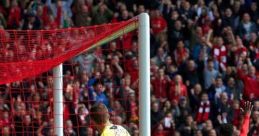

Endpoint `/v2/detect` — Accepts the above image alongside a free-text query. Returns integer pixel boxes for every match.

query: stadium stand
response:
[0,0,259,136]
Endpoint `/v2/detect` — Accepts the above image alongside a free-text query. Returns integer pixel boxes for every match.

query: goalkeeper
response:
[90,103,131,136]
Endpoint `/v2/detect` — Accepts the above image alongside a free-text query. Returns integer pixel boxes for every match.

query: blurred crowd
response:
[0,0,258,136]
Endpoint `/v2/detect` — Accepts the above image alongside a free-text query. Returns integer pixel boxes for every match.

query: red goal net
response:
[0,18,138,85]
[0,18,140,135]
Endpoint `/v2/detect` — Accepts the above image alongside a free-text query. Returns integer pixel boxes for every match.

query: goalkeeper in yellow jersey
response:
[90,103,131,136]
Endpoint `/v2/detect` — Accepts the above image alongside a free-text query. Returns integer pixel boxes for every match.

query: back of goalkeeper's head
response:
[219,124,233,136]
[90,103,110,125]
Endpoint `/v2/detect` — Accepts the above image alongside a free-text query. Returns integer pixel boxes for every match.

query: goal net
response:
[0,14,150,136]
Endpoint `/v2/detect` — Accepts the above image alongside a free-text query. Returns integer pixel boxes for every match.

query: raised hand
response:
[241,101,253,116]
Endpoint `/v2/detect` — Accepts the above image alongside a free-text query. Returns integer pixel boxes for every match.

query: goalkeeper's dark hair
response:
[219,123,233,136]
[90,103,109,125]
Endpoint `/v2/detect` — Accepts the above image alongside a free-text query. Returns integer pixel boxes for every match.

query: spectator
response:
[0,0,258,136]
[179,115,196,136]
[76,105,89,135]
[248,33,259,62]
[174,40,189,66]
[151,101,164,130]
[237,63,259,99]
[208,129,217,136]
[92,2,113,25]
[168,20,184,52]
[207,76,226,104]
[89,80,109,108]
[192,36,210,61]
[22,11,41,30]
[150,9,167,42]
[111,101,126,123]
[136,4,146,15]
[222,8,235,30]
[196,92,210,124]
[162,112,175,132]
[74,52,96,74]
[23,115,36,136]
[249,2,259,22]
[237,13,257,41]
[204,59,219,90]
[181,59,200,87]
[7,0,21,29]
[214,92,232,126]
[115,74,134,108]
[202,120,214,136]
[162,100,172,114]
[1,126,11,135]
[189,84,202,112]
[152,47,168,67]
[230,100,241,127]
[178,96,192,122]
[153,123,168,136]
[249,110,259,136]
[73,0,91,27]
[254,100,259,111]
[64,120,77,136]
[171,99,181,121]
[225,77,240,100]
[151,68,169,102]
[162,56,174,75]
[126,92,138,122]
[169,75,187,104]
[211,36,227,70]
[194,130,203,136]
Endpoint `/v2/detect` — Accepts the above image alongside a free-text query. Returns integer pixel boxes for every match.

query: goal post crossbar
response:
[54,13,150,136]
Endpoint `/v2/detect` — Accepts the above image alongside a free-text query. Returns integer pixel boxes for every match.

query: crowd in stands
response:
[0,0,258,136]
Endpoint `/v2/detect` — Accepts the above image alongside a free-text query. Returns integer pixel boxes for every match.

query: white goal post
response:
[138,13,151,136]
[53,13,150,136]
[53,64,64,136]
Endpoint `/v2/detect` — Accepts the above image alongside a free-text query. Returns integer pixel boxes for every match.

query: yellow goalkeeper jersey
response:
[101,124,131,136]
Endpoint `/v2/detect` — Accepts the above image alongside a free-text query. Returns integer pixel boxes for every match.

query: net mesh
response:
[0,18,138,85]
[0,17,140,136]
